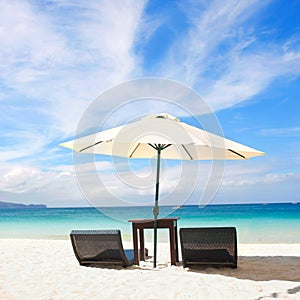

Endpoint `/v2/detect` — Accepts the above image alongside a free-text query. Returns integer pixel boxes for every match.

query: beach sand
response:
[0,239,299,300]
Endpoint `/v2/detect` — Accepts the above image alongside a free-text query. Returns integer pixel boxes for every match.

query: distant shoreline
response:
[45,201,299,209]
[0,201,47,209]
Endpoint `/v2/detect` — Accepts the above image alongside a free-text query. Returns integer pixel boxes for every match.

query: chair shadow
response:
[79,263,129,270]
[184,256,300,282]
[81,253,153,270]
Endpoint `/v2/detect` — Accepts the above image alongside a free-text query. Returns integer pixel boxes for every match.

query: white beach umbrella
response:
[60,113,264,267]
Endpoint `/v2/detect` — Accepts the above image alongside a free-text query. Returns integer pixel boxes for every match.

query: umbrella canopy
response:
[60,113,264,267]
[61,113,264,160]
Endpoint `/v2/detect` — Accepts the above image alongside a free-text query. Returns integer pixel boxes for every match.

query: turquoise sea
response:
[0,203,299,243]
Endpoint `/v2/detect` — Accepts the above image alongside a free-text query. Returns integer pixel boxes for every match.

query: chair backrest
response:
[180,227,237,267]
[70,230,129,265]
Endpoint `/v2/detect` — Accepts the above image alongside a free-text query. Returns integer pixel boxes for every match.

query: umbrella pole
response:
[153,148,161,268]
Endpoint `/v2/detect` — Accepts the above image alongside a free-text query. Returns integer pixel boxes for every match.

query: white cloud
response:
[220,162,300,187]
[1,155,299,207]
[0,162,85,206]
[0,163,72,194]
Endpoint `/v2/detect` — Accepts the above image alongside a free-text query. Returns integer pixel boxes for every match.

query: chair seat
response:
[70,230,134,267]
[180,227,237,268]
[185,249,233,263]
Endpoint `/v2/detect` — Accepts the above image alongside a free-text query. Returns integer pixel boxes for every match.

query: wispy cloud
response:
[157,0,300,110]
[0,0,148,166]
[260,127,300,137]
[0,0,147,135]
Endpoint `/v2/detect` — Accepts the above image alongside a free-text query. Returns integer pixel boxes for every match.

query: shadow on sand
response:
[185,255,300,282]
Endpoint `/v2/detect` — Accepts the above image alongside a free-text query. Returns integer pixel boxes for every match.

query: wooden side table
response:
[128,218,179,265]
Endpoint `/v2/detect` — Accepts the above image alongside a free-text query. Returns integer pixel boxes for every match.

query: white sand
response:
[0,239,299,300]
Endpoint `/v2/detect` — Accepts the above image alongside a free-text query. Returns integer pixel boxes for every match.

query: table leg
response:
[174,221,179,262]
[132,224,139,265]
[139,228,145,261]
[169,226,176,265]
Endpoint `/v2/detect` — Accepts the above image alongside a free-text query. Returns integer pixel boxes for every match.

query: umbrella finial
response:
[156,113,180,121]
[142,113,180,122]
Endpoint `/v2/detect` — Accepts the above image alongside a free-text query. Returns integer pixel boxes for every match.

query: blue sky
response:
[0,0,299,207]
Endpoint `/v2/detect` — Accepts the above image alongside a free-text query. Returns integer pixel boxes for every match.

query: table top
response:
[128,217,179,223]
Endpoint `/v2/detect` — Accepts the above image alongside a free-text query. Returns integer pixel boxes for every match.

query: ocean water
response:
[0,203,299,243]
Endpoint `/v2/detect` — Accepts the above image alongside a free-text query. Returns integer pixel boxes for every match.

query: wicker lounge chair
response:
[180,227,237,268]
[70,230,135,267]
